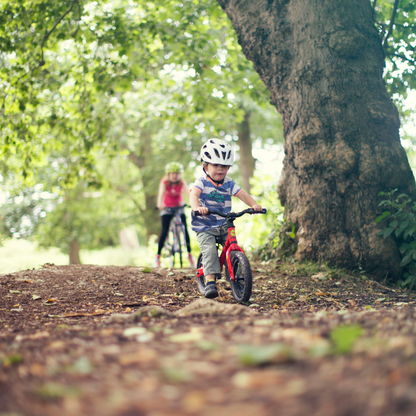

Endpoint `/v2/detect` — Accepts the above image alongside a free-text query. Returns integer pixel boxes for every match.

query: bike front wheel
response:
[176,224,184,268]
[229,251,252,303]
[196,253,206,295]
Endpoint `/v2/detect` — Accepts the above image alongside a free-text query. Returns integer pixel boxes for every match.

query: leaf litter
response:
[1,262,416,415]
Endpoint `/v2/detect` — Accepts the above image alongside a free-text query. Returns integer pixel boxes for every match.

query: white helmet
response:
[200,139,234,165]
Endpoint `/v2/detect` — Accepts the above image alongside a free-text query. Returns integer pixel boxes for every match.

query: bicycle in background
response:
[162,205,189,268]
[194,207,267,303]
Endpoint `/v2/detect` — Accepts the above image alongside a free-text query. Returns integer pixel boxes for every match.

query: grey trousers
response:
[196,225,228,276]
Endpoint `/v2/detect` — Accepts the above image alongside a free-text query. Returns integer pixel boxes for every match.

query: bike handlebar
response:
[155,205,188,212]
[192,208,267,218]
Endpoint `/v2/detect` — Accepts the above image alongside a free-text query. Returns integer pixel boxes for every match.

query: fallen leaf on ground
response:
[62,310,105,317]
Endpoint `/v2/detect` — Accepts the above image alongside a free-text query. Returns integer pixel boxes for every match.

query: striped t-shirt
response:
[191,176,242,232]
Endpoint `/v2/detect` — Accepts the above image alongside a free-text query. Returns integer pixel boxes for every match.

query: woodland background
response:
[2,3,416,414]
[0,0,415,275]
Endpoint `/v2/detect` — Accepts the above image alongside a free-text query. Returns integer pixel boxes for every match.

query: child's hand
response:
[197,207,209,216]
[252,204,262,211]
[157,204,165,211]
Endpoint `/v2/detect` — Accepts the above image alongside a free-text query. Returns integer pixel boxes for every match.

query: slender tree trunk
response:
[217,0,415,280]
[69,240,81,264]
[237,110,256,192]
[127,130,159,242]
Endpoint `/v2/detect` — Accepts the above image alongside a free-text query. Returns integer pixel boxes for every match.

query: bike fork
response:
[196,267,204,278]
[224,225,245,282]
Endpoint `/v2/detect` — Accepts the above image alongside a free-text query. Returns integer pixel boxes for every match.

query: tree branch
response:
[388,52,416,65]
[127,151,145,168]
[382,0,400,52]
[71,0,82,38]
[119,144,145,169]
[40,0,79,65]
[112,184,143,211]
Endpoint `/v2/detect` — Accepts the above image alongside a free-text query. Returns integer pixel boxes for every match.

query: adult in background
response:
[156,162,195,268]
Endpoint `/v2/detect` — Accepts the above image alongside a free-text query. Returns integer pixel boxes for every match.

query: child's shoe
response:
[188,253,195,268]
[204,281,218,299]
[155,255,161,268]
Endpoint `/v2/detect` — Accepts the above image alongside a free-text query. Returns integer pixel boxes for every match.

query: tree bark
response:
[237,110,256,192]
[217,0,416,280]
[126,130,159,242]
[69,240,81,264]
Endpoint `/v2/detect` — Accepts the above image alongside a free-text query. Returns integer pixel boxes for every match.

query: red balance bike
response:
[193,208,267,303]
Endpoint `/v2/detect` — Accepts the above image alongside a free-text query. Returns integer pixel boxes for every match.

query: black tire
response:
[179,224,190,267]
[167,227,175,267]
[229,251,252,303]
[170,247,175,267]
[176,225,183,268]
[196,253,206,295]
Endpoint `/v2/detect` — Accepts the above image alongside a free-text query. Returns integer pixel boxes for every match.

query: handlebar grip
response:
[248,208,267,214]
[192,210,206,216]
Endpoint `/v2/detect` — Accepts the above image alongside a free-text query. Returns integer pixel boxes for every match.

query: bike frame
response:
[196,216,245,282]
[169,211,180,250]
[164,206,187,266]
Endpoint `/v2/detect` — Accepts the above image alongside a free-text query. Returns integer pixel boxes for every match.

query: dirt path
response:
[1,262,416,416]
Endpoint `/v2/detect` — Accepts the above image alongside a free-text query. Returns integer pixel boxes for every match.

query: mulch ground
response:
[1,261,416,416]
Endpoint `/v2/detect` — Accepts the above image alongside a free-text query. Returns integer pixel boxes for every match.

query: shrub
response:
[257,214,296,261]
[376,189,416,289]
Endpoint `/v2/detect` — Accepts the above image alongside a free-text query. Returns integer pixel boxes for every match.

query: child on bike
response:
[156,162,195,268]
[190,139,262,299]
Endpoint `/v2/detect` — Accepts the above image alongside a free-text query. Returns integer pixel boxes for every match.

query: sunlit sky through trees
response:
[401,90,416,150]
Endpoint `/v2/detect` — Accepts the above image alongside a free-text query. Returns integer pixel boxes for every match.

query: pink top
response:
[163,179,184,207]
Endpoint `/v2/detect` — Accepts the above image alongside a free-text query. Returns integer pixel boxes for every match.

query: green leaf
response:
[395,228,403,237]
[330,325,362,354]
[400,220,409,229]
[400,253,412,266]
[36,383,80,399]
[382,227,395,239]
[238,343,292,366]
[375,211,391,223]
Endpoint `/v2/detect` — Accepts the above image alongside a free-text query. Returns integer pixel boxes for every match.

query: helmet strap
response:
[203,166,224,185]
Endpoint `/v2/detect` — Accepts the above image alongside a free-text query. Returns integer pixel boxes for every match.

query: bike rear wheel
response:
[170,247,175,267]
[166,225,175,267]
[229,251,252,303]
[196,253,206,295]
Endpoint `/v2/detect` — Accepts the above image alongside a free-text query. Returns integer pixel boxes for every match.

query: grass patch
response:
[0,238,157,274]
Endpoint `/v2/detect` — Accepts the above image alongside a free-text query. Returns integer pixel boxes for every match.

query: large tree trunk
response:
[237,110,256,192]
[217,0,416,280]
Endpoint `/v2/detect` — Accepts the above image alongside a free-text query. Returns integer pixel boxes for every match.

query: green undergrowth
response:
[376,189,416,290]
[270,258,366,282]
[278,260,352,280]
[257,257,403,294]
[253,190,416,291]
